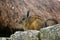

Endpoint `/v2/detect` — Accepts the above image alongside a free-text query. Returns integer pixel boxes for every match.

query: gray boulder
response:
[10,30,39,40]
[40,24,60,40]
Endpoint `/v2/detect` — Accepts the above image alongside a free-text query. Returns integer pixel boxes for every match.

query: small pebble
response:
[12,7,14,9]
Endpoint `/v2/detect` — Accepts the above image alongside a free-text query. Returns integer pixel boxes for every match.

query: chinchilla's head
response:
[19,10,30,30]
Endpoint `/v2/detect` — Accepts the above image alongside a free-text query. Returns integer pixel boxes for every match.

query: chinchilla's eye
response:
[22,17,25,20]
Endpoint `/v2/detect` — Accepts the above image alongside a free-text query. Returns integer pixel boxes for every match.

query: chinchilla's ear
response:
[26,10,30,18]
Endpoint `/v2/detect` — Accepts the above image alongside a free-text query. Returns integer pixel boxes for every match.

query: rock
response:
[40,24,60,40]
[10,30,39,40]
[0,37,12,40]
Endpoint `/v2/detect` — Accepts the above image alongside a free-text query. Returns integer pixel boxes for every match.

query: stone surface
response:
[10,30,39,40]
[40,24,60,40]
[0,38,10,40]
